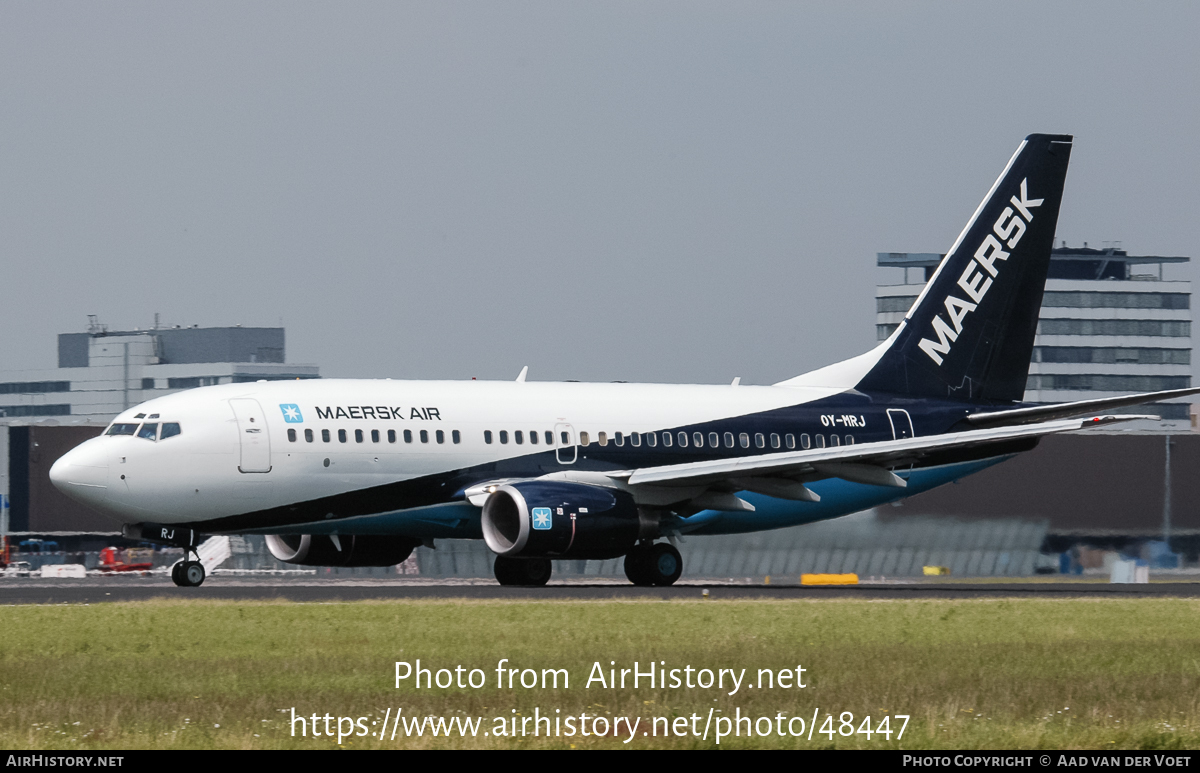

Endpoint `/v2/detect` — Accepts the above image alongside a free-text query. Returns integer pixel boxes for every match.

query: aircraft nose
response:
[50,440,109,504]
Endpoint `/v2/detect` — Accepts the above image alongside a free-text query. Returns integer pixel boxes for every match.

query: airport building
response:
[0,319,319,534]
[0,317,318,420]
[876,244,1193,421]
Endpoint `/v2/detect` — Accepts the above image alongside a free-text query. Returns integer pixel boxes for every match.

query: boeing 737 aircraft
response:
[50,133,1198,587]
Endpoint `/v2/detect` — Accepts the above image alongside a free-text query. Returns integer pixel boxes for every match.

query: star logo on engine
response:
[531,507,552,530]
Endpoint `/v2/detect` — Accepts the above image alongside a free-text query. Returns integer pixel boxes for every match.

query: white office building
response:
[876,245,1192,421]
[0,319,319,420]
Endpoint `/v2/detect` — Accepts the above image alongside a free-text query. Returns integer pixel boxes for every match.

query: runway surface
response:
[4,576,1200,604]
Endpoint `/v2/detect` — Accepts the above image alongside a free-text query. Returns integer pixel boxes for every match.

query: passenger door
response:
[886,409,915,440]
[229,398,272,473]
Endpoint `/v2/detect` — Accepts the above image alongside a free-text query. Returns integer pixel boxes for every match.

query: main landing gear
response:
[493,556,552,586]
[490,543,683,588]
[171,554,206,587]
[624,541,683,587]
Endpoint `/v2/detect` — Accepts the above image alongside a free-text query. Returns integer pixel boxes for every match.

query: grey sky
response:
[2,2,1197,385]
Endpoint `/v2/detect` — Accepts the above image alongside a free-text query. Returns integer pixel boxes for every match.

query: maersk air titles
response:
[50,134,1198,587]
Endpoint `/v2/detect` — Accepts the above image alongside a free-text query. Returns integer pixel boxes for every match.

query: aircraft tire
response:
[171,561,185,587]
[623,546,652,586]
[182,561,206,587]
[646,543,683,586]
[493,556,552,586]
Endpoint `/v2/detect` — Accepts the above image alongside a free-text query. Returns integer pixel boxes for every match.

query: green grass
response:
[2,597,1200,749]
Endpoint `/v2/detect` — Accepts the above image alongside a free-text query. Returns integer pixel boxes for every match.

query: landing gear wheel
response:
[623,544,653,586]
[493,556,552,586]
[183,561,206,587]
[172,560,205,587]
[646,543,682,586]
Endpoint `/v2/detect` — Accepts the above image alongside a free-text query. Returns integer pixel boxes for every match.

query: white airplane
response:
[50,134,1198,588]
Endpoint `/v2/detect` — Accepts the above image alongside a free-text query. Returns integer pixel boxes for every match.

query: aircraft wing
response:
[965,386,1200,428]
[616,415,1144,495]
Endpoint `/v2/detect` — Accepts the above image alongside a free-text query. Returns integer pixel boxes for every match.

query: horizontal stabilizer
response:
[966,386,1200,428]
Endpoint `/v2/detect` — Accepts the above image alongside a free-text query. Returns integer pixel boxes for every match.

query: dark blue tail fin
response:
[856,133,1073,402]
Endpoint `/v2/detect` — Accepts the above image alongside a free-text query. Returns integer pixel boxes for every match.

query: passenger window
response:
[305,428,314,443]
[322,429,331,443]
[106,423,139,436]
[662,432,672,447]
[614,432,623,447]
[816,434,825,448]
[137,423,158,441]
[645,432,656,447]
[453,430,461,444]
[579,432,589,446]
[338,429,347,443]
[371,429,380,443]
[770,433,780,449]
[755,433,765,449]
[529,431,538,445]
[355,429,364,443]
[692,432,703,447]
[598,432,608,446]
[500,430,508,444]
[404,430,413,443]
[388,429,396,443]
[515,430,524,445]
[831,435,841,447]
[161,423,182,440]
[287,428,297,442]
[560,431,569,445]
[484,430,493,444]
[785,433,795,449]
[845,435,854,445]
[800,433,810,449]
[436,430,445,444]
[421,430,430,443]
[545,431,553,445]
[631,432,641,447]
[677,432,688,448]
[739,432,749,448]
[724,432,734,448]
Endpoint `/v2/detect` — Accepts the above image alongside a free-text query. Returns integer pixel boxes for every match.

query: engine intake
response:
[265,534,419,567]
[481,481,649,560]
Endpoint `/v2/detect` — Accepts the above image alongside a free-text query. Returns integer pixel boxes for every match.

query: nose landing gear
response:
[171,556,206,587]
[121,523,207,588]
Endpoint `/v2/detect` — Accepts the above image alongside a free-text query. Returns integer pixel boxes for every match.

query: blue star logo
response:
[279,404,304,423]
[531,507,552,530]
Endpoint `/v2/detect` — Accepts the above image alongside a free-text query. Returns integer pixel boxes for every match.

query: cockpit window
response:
[106,423,139,436]
[137,423,159,440]
[160,423,182,440]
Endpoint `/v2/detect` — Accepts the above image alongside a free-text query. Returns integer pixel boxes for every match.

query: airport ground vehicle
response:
[2,561,32,578]
[97,546,155,573]
[49,134,1199,588]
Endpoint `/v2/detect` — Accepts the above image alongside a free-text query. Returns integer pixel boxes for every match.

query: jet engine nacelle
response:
[481,481,652,560]
[265,534,419,567]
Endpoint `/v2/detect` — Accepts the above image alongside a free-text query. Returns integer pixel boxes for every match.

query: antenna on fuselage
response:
[516,366,529,383]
